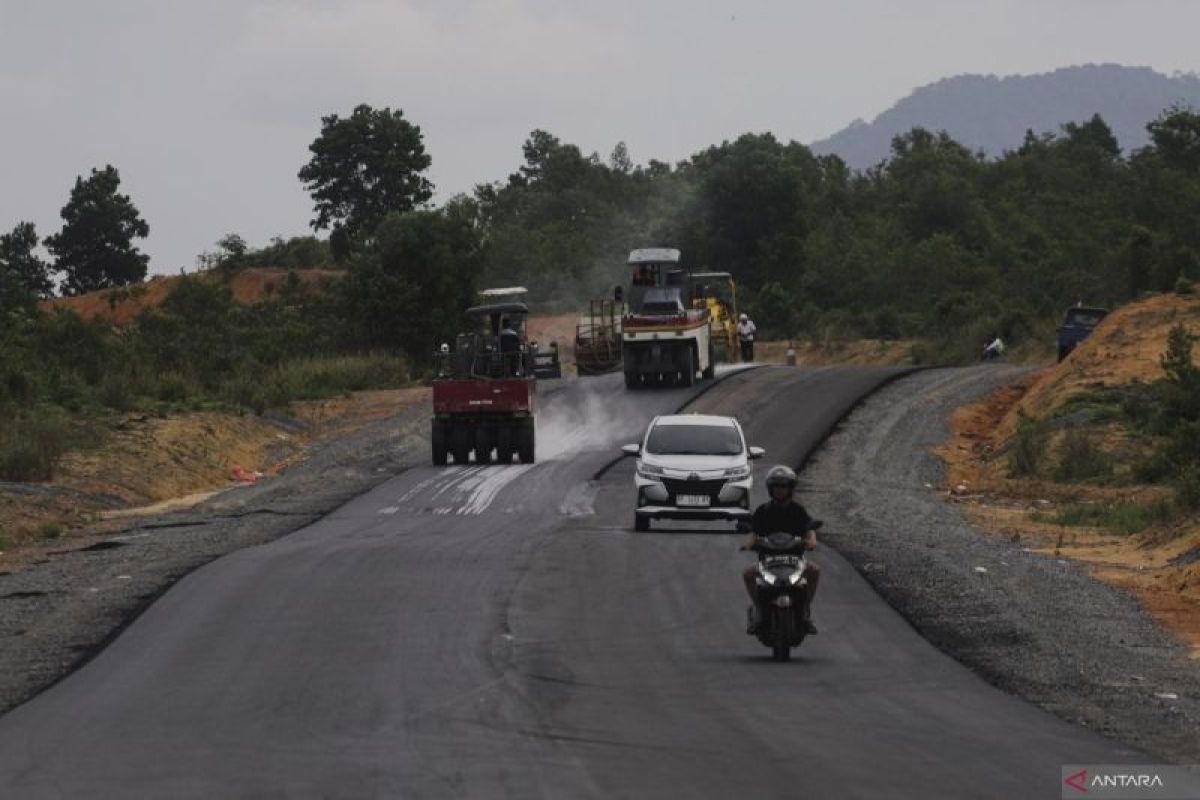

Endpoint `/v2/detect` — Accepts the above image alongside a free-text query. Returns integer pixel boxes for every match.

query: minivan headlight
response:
[638,462,664,477]
[723,465,750,479]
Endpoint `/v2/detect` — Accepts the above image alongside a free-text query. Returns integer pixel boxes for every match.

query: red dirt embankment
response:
[938,288,1200,655]
[42,268,344,325]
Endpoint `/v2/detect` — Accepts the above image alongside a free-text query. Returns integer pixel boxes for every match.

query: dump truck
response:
[431,301,537,465]
[620,248,713,389]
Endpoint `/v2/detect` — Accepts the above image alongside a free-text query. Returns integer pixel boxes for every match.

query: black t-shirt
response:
[751,500,813,536]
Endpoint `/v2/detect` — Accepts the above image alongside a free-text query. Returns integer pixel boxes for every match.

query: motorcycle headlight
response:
[788,571,804,585]
[637,462,664,478]
[757,565,778,585]
[723,465,750,479]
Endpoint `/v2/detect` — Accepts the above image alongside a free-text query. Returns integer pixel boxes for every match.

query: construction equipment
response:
[430,302,537,465]
[690,271,738,364]
[620,248,714,389]
[574,299,624,375]
[479,287,561,379]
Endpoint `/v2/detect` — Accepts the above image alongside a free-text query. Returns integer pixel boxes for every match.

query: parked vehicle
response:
[743,525,822,661]
[1056,306,1108,361]
[621,414,764,531]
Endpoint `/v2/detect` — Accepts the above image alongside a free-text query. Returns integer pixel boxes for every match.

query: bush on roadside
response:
[1053,428,1115,482]
[1043,500,1174,536]
[0,413,73,481]
[1008,412,1047,478]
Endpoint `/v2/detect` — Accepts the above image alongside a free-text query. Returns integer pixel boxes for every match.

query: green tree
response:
[342,203,482,363]
[298,105,433,261]
[0,221,52,311]
[45,165,149,295]
[1147,104,1200,175]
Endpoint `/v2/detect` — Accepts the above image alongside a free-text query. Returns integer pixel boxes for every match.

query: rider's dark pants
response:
[740,340,754,362]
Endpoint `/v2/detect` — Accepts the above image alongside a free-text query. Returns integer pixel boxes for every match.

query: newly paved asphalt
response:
[0,367,1140,798]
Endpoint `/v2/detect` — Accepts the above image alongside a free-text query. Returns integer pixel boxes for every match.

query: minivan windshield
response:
[645,424,743,456]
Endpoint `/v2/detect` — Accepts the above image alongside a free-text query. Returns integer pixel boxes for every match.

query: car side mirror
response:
[621,444,640,456]
[748,446,765,460]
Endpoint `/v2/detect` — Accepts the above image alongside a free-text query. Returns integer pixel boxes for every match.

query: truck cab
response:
[1056,306,1108,362]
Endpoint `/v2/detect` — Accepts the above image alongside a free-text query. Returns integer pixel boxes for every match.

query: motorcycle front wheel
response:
[772,607,791,662]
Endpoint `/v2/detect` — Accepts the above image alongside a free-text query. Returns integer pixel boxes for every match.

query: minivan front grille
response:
[661,477,727,500]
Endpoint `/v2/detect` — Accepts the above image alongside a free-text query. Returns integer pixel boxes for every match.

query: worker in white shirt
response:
[737,313,757,362]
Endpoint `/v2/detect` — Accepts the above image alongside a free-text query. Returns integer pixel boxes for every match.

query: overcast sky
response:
[2,0,1198,274]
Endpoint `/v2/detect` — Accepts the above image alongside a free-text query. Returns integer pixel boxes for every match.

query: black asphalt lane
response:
[0,367,1139,798]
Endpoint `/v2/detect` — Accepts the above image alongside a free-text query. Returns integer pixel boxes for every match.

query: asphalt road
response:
[0,367,1141,798]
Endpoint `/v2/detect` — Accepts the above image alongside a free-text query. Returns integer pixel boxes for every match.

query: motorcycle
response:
[742,522,822,661]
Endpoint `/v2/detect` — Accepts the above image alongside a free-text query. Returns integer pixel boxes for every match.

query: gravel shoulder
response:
[804,365,1200,763]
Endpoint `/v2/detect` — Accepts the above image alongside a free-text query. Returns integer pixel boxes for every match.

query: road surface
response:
[0,367,1140,798]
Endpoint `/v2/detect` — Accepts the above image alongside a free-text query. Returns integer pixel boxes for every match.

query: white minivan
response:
[621,414,765,531]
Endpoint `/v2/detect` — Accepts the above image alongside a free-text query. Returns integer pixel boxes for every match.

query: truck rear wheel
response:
[475,426,493,465]
[624,365,641,390]
[431,420,448,466]
[679,347,695,387]
[451,425,471,465]
[703,342,715,379]
[518,419,536,464]
[495,426,514,464]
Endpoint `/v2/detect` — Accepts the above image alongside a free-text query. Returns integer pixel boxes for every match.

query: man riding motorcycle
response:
[742,465,821,635]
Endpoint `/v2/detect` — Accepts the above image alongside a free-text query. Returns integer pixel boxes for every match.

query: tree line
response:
[3,102,1200,425]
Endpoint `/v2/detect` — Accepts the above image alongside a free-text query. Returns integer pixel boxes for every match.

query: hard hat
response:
[765,464,797,491]
[739,313,748,321]
[440,342,450,353]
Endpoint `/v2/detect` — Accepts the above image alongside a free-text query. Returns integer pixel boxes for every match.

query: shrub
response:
[0,413,72,481]
[1053,428,1114,482]
[1176,464,1200,511]
[1176,276,1195,295]
[153,371,195,404]
[1049,500,1174,535]
[1008,412,1047,478]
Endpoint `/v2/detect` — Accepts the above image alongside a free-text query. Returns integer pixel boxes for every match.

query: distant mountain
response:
[809,64,1200,169]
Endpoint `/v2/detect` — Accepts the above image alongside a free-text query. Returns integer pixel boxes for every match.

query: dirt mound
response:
[998,289,1200,439]
[42,267,344,325]
[939,285,1200,655]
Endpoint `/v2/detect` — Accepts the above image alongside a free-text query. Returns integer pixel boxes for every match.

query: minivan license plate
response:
[677,494,711,507]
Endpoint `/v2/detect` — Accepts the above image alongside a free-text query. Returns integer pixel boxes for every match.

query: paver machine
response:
[431,301,537,465]
[620,248,714,389]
